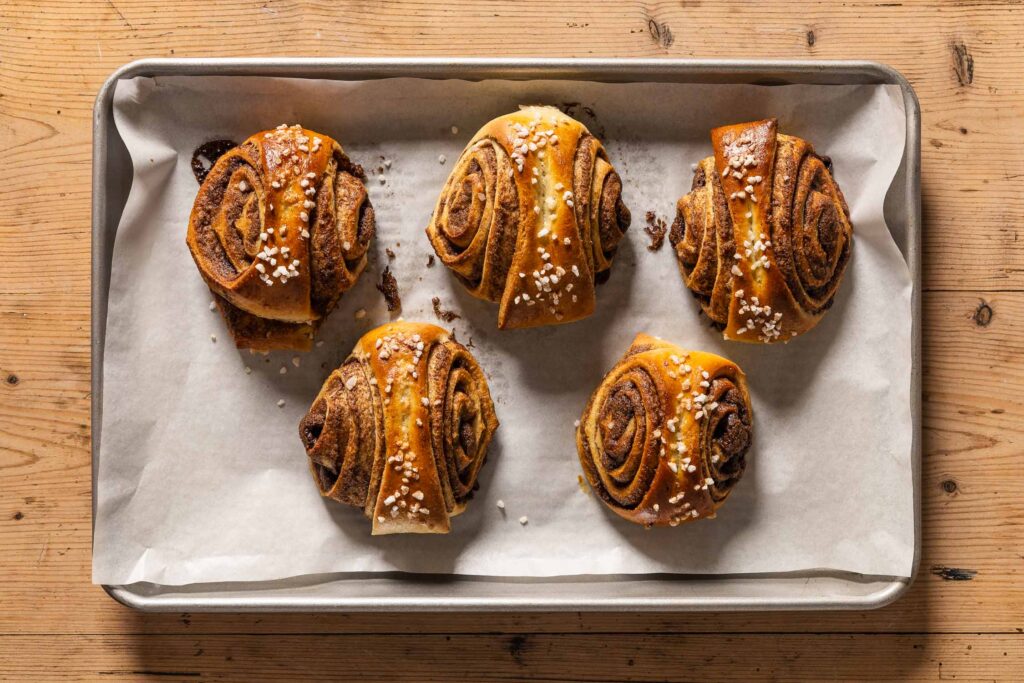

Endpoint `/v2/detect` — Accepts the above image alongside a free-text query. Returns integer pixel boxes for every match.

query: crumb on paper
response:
[376,267,402,312]
[518,516,528,525]
[385,247,396,260]
[431,296,461,323]
[438,154,446,164]
[190,139,237,184]
[244,366,252,374]
[496,500,505,510]
[644,211,668,252]
[426,254,435,268]
[279,366,287,375]
[277,399,285,407]
[354,308,367,319]
[451,125,459,135]
[291,356,301,368]
[577,475,590,495]
[209,301,216,311]
[210,334,217,343]
[316,340,325,347]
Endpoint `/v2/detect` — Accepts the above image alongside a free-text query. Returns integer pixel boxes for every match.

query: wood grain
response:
[1,0,1022,680]
[0,633,1021,681]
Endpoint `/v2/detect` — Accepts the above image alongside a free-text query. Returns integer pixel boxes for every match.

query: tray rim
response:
[91,56,922,612]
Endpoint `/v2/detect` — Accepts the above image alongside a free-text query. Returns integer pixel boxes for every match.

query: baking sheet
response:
[93,75,913,586]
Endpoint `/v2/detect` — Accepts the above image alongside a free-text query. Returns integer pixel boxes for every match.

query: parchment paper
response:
[93,76,913,586]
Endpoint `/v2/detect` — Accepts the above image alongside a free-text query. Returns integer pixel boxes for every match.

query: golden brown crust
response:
[670,119,853,343]
[187,125,374,351]
[298,322,499,535]
[426,106,630,330]
[576,334,752,527]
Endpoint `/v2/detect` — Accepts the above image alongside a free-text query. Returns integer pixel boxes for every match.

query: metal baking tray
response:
[92,58,921,611]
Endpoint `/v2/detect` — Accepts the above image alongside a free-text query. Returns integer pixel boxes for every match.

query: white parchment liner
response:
[93,76,912,585]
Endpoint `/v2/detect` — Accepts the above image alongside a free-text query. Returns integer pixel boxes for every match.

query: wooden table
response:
[2,1,1021,680]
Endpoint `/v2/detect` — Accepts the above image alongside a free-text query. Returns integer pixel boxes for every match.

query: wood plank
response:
[0,633,1020,681]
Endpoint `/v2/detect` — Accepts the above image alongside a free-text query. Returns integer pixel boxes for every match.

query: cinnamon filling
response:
[586,368,660,508]
[459,415,477,457]
[598,386,641,470]
[299,401,326,452]
[704,378,752,498]
[299,398,343,492]
[444,157,489,250]
[309,154,374,317]
[445,365,485,493]
[597,170,630,262]
[779,153,851,311]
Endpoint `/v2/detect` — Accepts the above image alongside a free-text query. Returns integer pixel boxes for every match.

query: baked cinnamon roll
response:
[670,119,853,342]
[299,322,499,535]
[576,334,752,527]
[426,106,631,329]
[187,125,374,351]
